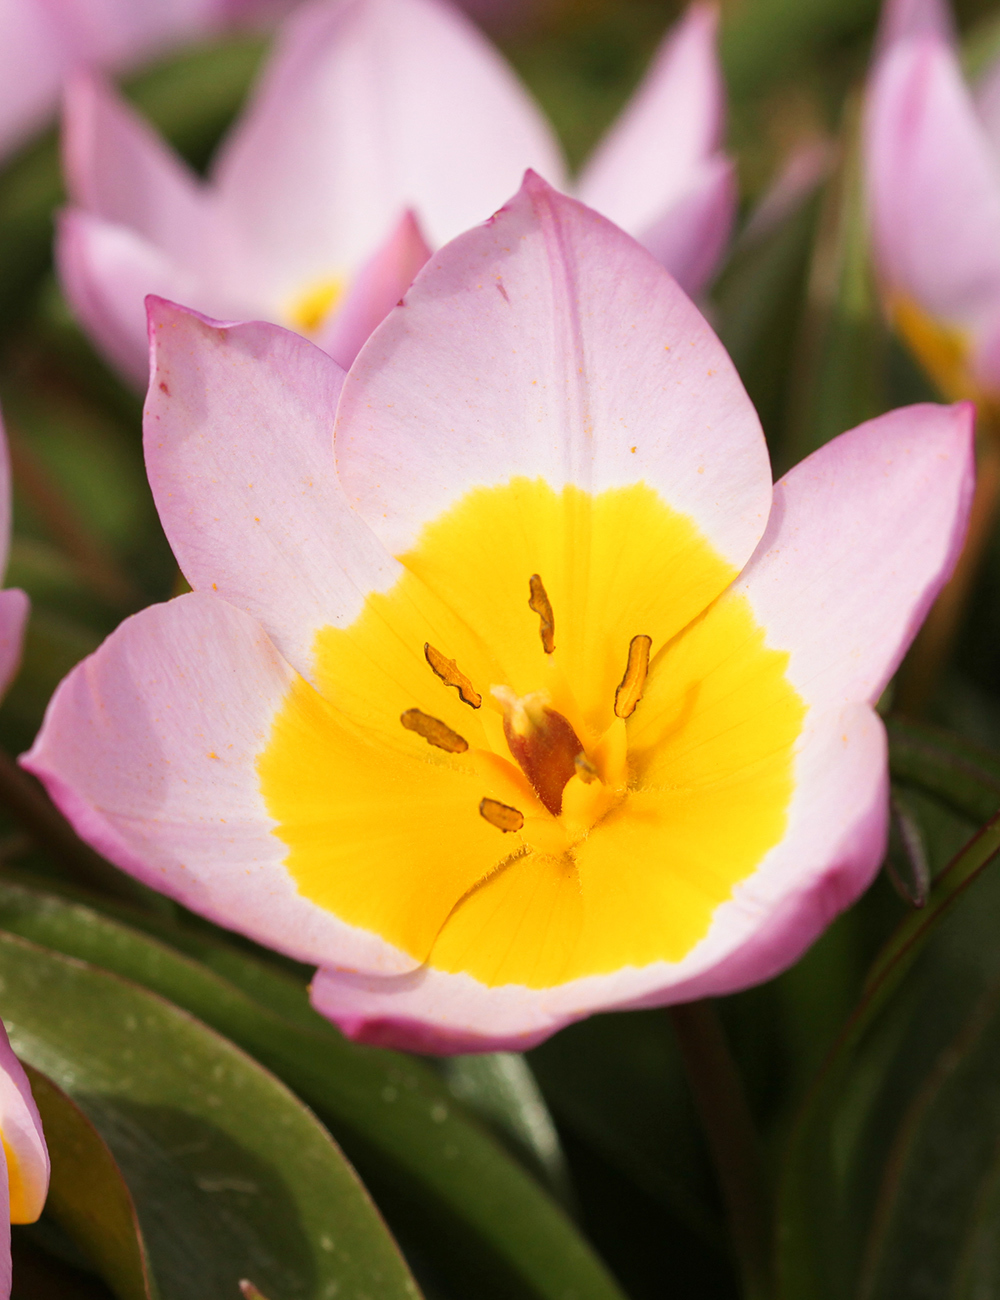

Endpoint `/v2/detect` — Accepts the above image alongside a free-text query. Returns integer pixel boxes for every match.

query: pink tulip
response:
[58,0,735,388]
[865,0,1000,403]
[0,1020,50,1297]
[0,0,265,162]
[25,176,973,1053]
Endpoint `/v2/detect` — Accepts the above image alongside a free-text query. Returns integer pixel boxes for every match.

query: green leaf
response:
[776,811,1000,1299]
[856,975,1000,1298]
[439,1053,573,1206]
[887,717,1000,825]
[22,1062,154,1300]
[0,878,627,1300]
[0,931,421,1300]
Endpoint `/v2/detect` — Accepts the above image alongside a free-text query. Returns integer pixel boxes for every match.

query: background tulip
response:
[57,0,734,388]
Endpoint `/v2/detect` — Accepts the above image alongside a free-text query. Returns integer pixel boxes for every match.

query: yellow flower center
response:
[258,478,806,989]
[286,275,346,336]
[891,294,977,404]
[3,1132,32,1223]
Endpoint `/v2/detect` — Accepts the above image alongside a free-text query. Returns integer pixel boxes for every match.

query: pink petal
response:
[974,53,1000,157]
[211,0,566,305]
[875,0,954,52]
[576,4,726,239]
[734,401,974,711]
[62,72,207,268]
[22,592,417,975]
[57,209,202,389]
[865,33,1000,329]
[336,172,772,569]
[0,1018,49,1223]
[56,0,226,71]
[310,704,888,1052]
[634,154,736,294]
[144,298,401,685]
[316,209,432,369]
[0,591,30,704]
[0,0,68,159]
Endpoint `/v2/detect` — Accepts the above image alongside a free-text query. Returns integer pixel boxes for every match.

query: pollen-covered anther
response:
[492,685,587,816]
[614,634,653,719]
[400,708,469,753]
[424,643,482,708]
[479,798,525,833]
[528,574,555,654]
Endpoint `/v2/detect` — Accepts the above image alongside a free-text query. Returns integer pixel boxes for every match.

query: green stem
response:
[668,1001,773,1300]
[0,747,150,903]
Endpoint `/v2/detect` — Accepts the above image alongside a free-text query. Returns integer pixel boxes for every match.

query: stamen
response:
[575,753,599,784]
[528,574,555,654]
[479,798,525,833]
[400,709,469,753]
[614,635,652,719]
[424,643,482,708]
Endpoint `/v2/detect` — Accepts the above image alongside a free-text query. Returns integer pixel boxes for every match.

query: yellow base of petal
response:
[259,478,805,988]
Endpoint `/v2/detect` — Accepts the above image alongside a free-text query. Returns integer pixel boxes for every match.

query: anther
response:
[400,709,469,753]
[424,643,482,708]
[528,574,555,654]
[614,635,652,719]
[479,798,525,832]
[575,753,599,784]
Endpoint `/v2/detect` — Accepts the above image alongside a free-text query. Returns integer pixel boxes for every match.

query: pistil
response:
[492,686,588,816]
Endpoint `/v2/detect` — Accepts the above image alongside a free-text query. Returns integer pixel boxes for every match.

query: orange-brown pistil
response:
[492,689,586,816]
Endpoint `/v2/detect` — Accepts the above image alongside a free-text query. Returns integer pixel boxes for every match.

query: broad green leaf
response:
[857,974,1000,1298]
[22,1062,153,1300]
[439,1054,573,1206]
[529,1011,722,1248]
[776,811,1000,1299]
[0,878,627,1300]
[0,931,421,1300]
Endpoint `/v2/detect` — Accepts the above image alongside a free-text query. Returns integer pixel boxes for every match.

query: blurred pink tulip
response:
[865,0,1000,404]
[26,176,972,1053]
[58,0,735,387]
[0,0,270,162]
[0,1019,50,1297]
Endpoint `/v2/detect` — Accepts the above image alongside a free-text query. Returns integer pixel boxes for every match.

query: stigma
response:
[491,686,589,816]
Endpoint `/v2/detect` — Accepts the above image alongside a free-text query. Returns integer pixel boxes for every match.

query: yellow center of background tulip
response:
[287,276,346,335]
[3,1134,32,1223]
[258,478,805,988]
[891,295,976,405]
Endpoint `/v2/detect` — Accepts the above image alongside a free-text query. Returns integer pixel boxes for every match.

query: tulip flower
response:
[865,0,1000,407]
[58,0,735,388]
[0,1020,50,1297]
[0,0,268,162]
[25,176,973,1053]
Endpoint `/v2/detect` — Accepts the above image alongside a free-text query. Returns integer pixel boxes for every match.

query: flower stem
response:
[668,1000,773,1300]
[894,423,1000,717]
[0,747,151,904]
